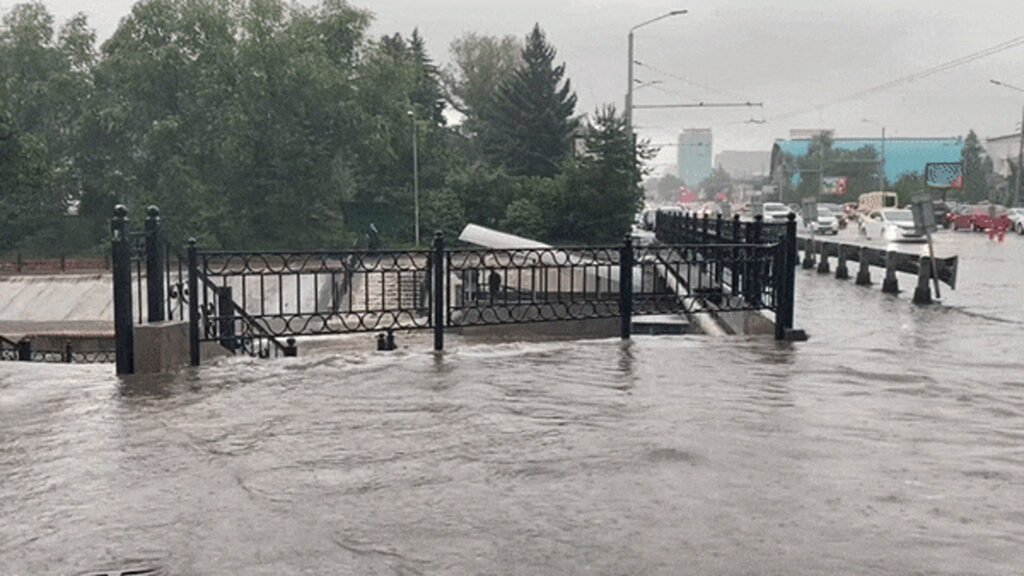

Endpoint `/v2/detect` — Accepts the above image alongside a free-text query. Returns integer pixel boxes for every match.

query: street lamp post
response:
[408,110,420,246]
[626,10,687,137]
[989,79,1024,207]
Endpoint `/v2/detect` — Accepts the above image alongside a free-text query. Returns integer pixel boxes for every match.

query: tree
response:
[480,24,577,178]
[547,106,652,243]
[644,172,685,203]
[0,2,97,251]
[961,130,990,203]
[85,0,373,247]
[790,132,881,203]
[442,32,521,141]
[700,166,733,201]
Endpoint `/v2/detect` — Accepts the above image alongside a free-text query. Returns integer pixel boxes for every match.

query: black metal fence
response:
[655,210,799,340]
[104,207,799,371]
[186,246,433,361]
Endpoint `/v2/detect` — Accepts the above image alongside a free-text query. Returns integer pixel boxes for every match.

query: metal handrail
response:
[195,269,289,357]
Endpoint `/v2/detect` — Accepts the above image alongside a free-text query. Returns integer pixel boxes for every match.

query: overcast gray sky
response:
[11,0,1024,174]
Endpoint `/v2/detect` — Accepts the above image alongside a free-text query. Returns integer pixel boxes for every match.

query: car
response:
[761,202,791,223]
[1008,208,1024,235]
[948,204,1012,232]
[804,206,839,235]
[858,208,926,242]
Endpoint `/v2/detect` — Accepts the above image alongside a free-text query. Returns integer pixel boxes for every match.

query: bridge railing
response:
[185,244,435,364]
[108,212,800,367]
[654,210,799,339]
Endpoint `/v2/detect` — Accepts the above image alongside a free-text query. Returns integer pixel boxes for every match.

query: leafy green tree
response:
[644,172,685,204]
[890,172,924,207]
[547,106,651,243]
[501,196,546,239]
[481,24,577,178]
[85,0,373,247]
[355,28,452,244]
[700,166,733,201]
[421,186,465,239]
[442,32,522,142]
[0,2,98,251]
[791,132,881,203]
[444,164,519,230]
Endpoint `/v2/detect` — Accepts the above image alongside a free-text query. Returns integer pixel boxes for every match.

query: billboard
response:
[823,177,847,195]
[925,162,963,189]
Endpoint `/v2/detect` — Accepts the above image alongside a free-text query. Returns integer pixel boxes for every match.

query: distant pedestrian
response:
[488,270,501,303]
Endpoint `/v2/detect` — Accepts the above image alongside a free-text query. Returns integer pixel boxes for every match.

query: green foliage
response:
[0,5,656,253]
[890,172,924,207]
[644,172,685,203]
[546,106,651,243]
[480,24,578,178]
[501,197,546,239]
[700,166,733,201]
[0,2,94,251]
[442,32,522,147]
[961,130,991,203]
[422,186,465,240]
[789,132,882,203]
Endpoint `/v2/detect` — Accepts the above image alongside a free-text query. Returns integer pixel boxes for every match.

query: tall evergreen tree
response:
[961,130,989,203]
[482,24,577,178]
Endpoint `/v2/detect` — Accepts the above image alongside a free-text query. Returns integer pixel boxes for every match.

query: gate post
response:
[188,238,200,366]
[145,206,166,323]
[432,232,445,351]
[774,213,797,340]
[17,338,32,361]
[731,215,742,296]
[218,286,237,351]
[714,214,724,286]
[750,215,764,305]
[111,205,134,375]
[619,235,634,340]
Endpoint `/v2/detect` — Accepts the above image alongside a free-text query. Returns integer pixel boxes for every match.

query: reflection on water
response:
[2,231,1024,575]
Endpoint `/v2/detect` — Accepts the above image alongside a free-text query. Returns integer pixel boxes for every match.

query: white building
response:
[985,133,1021,177]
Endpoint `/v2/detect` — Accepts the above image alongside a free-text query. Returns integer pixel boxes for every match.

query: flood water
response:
[2,229,1023,575]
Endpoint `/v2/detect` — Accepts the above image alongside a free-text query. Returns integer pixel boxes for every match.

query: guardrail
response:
[796,235,957,304]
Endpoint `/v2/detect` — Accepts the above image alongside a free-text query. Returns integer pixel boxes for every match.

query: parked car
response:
[804,206,839,235]
[947,204,1012,232]
[858,208,926,242]
[1008,208,1024,235]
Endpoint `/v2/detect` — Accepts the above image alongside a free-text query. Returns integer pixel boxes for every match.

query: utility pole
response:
[1017,105,1023,207]
[626,10,687,138]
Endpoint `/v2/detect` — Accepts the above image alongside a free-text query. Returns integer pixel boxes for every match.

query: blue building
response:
[770,136,963,189]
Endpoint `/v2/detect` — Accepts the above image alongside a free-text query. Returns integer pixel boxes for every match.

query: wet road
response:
[2,228,1023,575]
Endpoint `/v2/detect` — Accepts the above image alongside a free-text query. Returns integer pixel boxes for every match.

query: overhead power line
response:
[771,33,1024,122]
[634,60,751,101]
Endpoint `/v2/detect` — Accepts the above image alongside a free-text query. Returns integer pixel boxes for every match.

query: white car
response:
[805,206,839,235]
[858,208,926,242]
[761,202,791,223]
[1008,207,1024,235]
